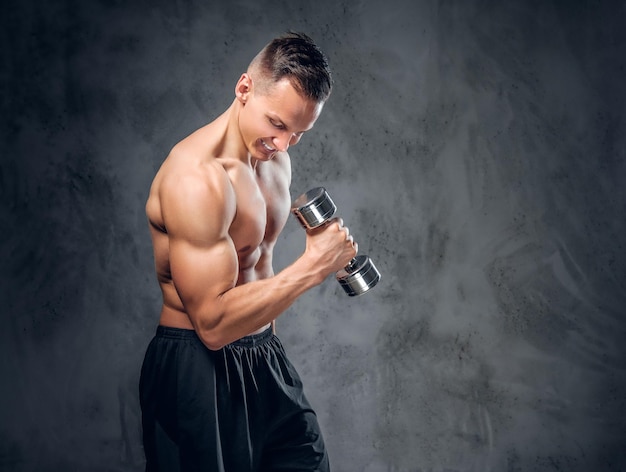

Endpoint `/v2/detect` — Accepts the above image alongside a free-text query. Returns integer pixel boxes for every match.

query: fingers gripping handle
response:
[291,187,381,296]
[291,187,350,268]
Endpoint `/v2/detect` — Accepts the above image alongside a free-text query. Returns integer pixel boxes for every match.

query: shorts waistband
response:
[229,326,274,348]
[155,325,274,348]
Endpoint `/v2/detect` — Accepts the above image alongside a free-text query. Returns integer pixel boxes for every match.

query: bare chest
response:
[226,161,290,266]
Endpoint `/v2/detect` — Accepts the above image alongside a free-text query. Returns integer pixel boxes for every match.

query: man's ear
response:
[235,73,252,104]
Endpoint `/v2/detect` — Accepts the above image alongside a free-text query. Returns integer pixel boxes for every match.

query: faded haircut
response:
[249,32,333,102]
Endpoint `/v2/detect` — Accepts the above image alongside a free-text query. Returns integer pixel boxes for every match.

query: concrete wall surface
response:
[1,0,625,471]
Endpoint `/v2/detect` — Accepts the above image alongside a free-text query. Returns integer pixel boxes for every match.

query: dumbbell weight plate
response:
[336,255,381,296]
[291,187,337,230]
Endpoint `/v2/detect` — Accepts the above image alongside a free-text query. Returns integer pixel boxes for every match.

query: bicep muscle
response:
[160,167,237,326]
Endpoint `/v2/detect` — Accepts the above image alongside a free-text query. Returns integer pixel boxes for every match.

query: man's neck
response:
[221,100,253,166]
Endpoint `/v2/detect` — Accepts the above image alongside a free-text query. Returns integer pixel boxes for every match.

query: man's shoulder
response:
[273,151,292,168]
[257,151,292,184]
[162,156,231,194]
[154,144,232,206]
[154,158,236,230]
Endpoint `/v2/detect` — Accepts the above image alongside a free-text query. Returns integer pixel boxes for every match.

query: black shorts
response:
[139,326,330,472]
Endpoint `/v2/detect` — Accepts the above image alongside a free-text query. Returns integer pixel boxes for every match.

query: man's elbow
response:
[194,315,227,351]
[204,339,226,351]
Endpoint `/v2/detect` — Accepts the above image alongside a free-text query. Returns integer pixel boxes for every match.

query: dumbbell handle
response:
[343,256,362,272]
[291,187,381,296]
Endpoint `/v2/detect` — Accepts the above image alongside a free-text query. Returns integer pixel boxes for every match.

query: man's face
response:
[238,77,324,161]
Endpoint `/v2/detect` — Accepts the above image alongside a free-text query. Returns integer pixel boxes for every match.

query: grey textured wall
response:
[2,1,625,471]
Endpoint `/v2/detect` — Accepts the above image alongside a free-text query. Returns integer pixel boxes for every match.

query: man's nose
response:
[274,132,300,152]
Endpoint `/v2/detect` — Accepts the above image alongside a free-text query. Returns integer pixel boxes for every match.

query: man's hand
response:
[303,217,358,280]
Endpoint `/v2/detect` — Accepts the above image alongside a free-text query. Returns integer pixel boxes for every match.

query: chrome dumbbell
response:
[291,187,381,296]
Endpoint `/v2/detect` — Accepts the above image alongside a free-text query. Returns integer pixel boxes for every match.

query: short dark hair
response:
[250,32,333,102]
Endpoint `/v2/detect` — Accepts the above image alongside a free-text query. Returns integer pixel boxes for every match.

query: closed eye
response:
[269,118,285,130]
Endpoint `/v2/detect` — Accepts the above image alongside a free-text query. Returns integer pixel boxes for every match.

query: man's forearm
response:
[193,254,323,350]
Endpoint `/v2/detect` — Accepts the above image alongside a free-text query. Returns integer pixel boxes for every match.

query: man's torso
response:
[145,121,291,335]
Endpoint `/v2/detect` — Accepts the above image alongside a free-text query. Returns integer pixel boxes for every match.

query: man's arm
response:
[161,165,356,351]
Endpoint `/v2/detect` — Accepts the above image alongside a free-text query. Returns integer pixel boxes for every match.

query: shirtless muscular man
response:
[139,32,355,471]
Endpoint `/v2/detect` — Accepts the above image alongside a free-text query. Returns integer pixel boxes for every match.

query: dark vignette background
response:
[1,1,625,471]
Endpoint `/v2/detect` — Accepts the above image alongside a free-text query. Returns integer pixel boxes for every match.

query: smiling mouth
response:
[260,139,276,153]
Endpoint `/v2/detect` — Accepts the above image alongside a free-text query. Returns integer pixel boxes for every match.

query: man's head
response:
[236,33,332,160]
[248,32,333,103]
